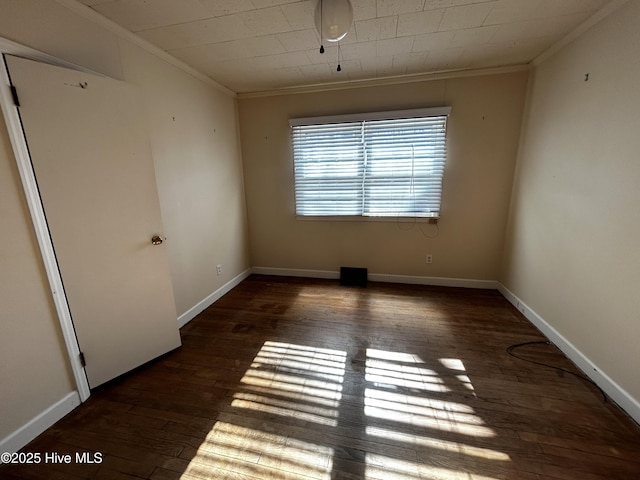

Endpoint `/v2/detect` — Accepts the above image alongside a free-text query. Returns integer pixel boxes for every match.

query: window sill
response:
[295,215,439,224]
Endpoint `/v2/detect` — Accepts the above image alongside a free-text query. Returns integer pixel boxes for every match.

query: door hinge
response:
[79,351,86,367]
[10,85,20,107]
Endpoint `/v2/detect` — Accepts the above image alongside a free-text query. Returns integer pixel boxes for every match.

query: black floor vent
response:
[340,267,368,287]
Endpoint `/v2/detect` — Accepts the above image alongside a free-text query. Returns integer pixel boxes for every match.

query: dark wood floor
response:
[2,275,640,480]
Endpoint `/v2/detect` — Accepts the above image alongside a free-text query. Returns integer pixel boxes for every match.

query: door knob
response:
[151,235,165,245]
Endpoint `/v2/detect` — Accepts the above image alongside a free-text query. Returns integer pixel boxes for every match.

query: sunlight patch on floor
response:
[183,342,511,479]
[365,362,450,392]
[364,349,486,432]
[364,349,508,478]
[364,388,493,436]
[182,421,334,480]
[235,341,347,427]
[232,392,340,426]
[365,452,505,480]
[366,426,510,461]
[367,348,425,363]
[182,341,346,479]
[440,358,476,393]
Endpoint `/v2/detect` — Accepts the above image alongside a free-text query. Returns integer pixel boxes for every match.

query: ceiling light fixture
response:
[315,0,353,72]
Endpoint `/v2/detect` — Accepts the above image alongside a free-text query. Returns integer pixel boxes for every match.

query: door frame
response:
[0,36,94,402]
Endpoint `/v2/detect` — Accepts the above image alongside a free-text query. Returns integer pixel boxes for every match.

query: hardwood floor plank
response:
[518,430,640,460]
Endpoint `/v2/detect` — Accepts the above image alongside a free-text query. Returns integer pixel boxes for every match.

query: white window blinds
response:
[290,107,450,218]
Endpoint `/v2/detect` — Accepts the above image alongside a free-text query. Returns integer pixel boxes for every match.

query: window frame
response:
[289,106,451,222]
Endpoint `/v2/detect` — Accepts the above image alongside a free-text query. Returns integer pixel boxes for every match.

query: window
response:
[290,107,451,219]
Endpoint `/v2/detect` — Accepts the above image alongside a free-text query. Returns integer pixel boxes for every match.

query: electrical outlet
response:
[426,254,433,264]
[216,264,222,276]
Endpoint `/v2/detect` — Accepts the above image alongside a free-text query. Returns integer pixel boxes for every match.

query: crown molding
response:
[236,64,530,99]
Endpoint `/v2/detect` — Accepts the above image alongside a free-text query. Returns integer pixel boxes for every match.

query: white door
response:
[5,55,181,388]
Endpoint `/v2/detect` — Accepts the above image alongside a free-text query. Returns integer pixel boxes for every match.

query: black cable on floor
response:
[506,340,607,403]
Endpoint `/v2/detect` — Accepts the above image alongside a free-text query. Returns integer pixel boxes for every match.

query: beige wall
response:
[118,42,250,315]
[0,112,75,438]
[501,2,640,404]
[239,72,528,280]
[0,0,249,441]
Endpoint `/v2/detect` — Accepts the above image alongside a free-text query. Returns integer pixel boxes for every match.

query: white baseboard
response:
[498,283,640,425]
[251,266,497,289]
[368,273,497,289]
[177,268,252,328]
[0,391,81,457]
[251,267,339,280]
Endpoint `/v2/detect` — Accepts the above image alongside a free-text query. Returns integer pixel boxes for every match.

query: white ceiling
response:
[78,0,612,93]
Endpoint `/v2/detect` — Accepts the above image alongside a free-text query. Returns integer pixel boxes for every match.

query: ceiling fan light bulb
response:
[315,0,353,42]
